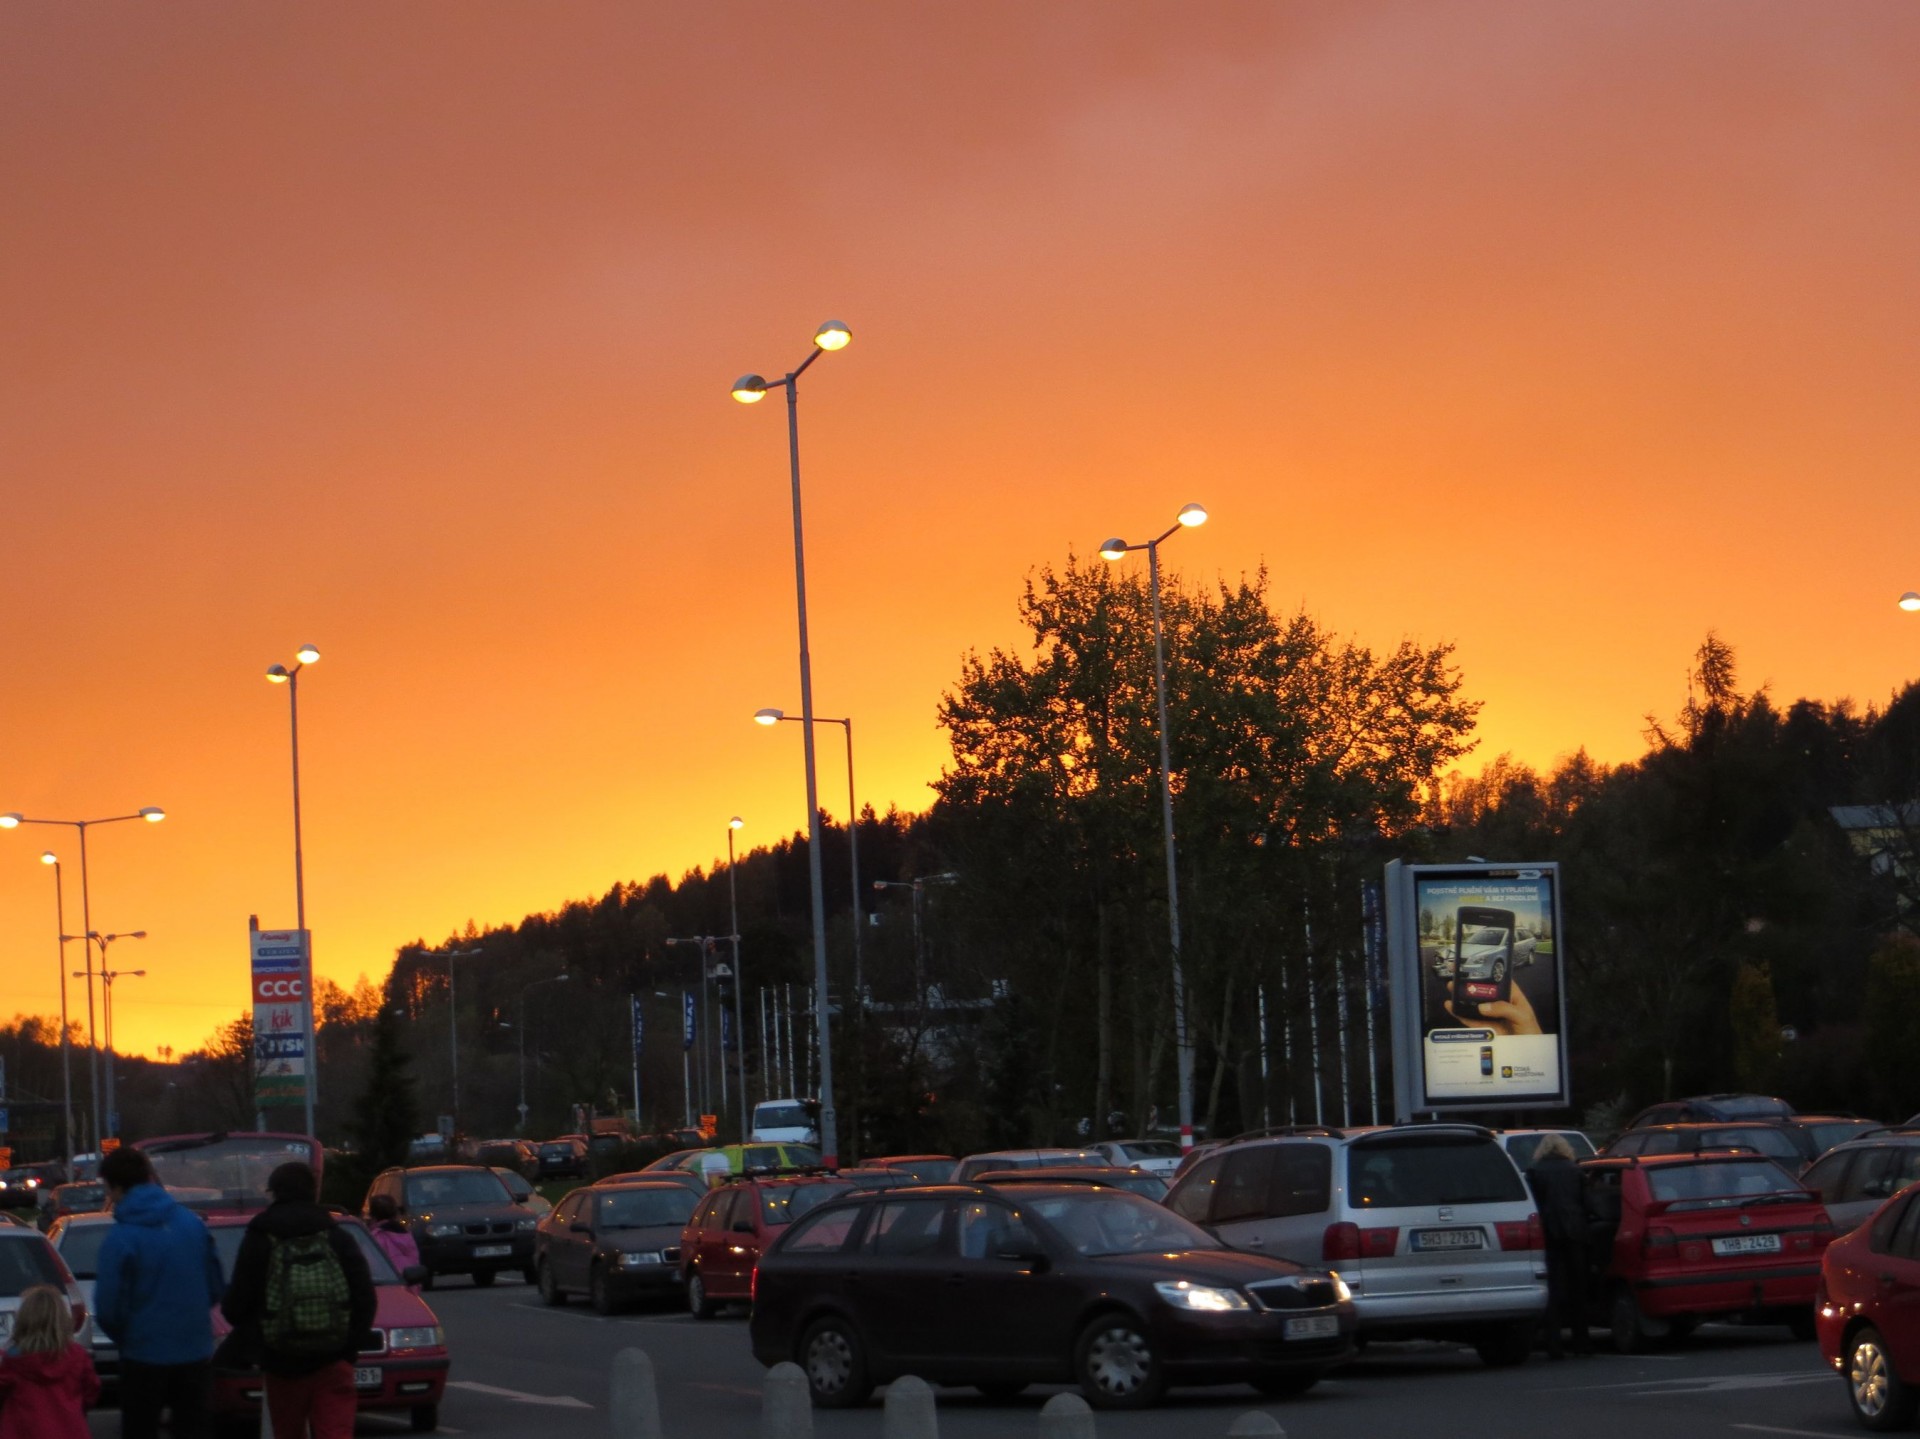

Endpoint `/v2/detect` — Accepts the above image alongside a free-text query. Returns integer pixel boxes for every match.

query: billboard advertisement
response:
[1386,862,1568,1116]
[251,928,311,1108]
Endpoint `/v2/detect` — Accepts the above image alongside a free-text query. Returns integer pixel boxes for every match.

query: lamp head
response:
[729,816,744,830]
[813,320,851,352]
[1,814,21,829]
[140,807,165,823]
[40,851,56,865]
[266,664,290,683]
[754,708,784,725]
[1901,592,1920,613]
[731,374,769,404]
[296,644,321,665]
[1098,538,1129,562]
[1177,503,1208,528]
[131,931,147,939]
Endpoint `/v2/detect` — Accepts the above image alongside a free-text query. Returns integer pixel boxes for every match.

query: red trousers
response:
[264,1361,357,1439]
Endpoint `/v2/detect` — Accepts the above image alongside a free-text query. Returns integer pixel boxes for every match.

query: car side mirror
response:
[401,1265,428,1286]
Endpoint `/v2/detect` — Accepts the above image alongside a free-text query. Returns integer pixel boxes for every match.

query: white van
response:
[749,1097,819,1146]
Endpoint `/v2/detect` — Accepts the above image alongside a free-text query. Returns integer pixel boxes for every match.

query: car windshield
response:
[407,1172,511,1207]
[1028,1191,1219,1257]
[1464,928,1508,946]
[140,1136,322,1209]
[754,1104,813,1130]
[1121,1141,1181,1160]
[1647,1160,1802,1205]
[761,1182,854,1227]
[597,1189,698,1229]
[53,1224,112,1279]
[889,1159,956,1184]
[1708,1096,1792,1120]
[0,1237,64,1297]
[1347,1137,1527,1208]
[1702,1127,1802,1162]
[496,1170,532,1199]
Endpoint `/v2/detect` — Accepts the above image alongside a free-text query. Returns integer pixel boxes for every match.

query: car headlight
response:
[1154,1281,1251,1312]
[426,1222,461,1238]
[1330,1273,1353,1303]
[516,1217,537,1231]
[386,1326,444,1350]
[619,1250,666,1268]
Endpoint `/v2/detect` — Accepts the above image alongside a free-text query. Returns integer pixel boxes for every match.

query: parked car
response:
[834,1168,918,1191]
[38,1181,107,1231]
[1622,1094,1796,1130]
[534,1138,589,1179]
[975,1167,1171,1201]
[1164,1122,1545,1364]
[1802,1134,1920,1235]
[1584,1151,1831,1352]
[363,1165,536,1287]
[1499,1129,1598,1169]
[44,1213,122,1392]
[136,1132,325,1215]
[750,1098,820,1147]
[1815,1181,1920,1429]
[535,1181,698,1312]
[472,1139,537,1179]
[0,1163,66,1211]
[205,1213,448,1433]
[682,1174,860,1318]
[1603,1120,1813,1167]
[603,1166,709,1198]
[1788,1117,1886,1163]
[750,1182,1354,1409]
[865,1155,958,1185]
[653,1143,822,1186]
[492,1166,552,1217]
[952,1150,1106,1182]
[1087,1140,1184,1178]
[4,1221,94,1364]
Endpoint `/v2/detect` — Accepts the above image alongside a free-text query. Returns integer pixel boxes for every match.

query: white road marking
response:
[447,1380,593,1409]
[1731,1426,1850,1437]
[1562,1370,1829,1393]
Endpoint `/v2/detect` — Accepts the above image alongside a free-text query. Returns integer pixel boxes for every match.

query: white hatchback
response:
[0,1223,93,1351]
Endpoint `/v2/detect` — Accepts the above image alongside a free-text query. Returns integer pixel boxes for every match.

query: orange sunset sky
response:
[4,3,1918,1060]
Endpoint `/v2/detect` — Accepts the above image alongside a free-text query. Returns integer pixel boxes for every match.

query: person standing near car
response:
[1527,1134,1594,1358]
[220,1161,377,1439]
[94,1146,225,1439]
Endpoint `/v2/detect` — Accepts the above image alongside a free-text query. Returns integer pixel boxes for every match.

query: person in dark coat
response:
[220,1161,377,1439]
[1527,1134,1594,1357]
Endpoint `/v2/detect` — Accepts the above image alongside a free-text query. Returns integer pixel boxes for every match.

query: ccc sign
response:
[253,976,306,1002]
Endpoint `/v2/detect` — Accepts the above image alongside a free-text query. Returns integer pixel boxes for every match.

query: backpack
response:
[261,1231,353,1358]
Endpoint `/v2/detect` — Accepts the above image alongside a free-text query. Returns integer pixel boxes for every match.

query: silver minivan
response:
[1165,1123,1546,1364]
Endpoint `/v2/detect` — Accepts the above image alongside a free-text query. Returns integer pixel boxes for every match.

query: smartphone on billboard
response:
[1480,1045,1494,1076]
[1449,904,1517,1016]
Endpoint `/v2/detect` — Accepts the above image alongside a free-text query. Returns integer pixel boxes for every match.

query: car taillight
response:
[1323,1222,1361,1261]
[1643,1225,1676,1256]
[750,1264,759,1302]
[1497,1217,1544,1251]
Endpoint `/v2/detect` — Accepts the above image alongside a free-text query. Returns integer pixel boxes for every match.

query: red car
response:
[205,1214,450,1433]
[1585,1152,1832,1352]
[680,1174,856,1319]
[1815,1184,1920,1430]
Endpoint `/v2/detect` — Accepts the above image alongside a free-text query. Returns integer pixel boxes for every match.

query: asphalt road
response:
[87,1276,1864,1439]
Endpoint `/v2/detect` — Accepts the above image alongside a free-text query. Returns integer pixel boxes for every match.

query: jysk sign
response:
[251,929,311,1108]
[1385,862,1569,1117]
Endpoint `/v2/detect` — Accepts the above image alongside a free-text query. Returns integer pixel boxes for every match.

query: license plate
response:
[1284,1315,1341,1340]
[353,1367,381,1391]
[1711,1233,1782,1256]
[1410,1227,1485,1252]
[473,1245,511,1257]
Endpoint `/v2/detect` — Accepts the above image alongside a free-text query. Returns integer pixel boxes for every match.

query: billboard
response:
[1386,862,1568,1116]
[251,928,311,1108]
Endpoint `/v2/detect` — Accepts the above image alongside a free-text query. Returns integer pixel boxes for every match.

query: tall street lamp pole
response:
[732,319,851,1167]
[266,644,321,1137]
[1,807,166,1150]
[92,930,146,1138]
[419,946,483,1132]
[726,817,748,1140]
[1099,502,1210,1150]
[39,853,77,1169]
[515,973,570,1131]
[872,873,960,1007]
[753,709,865,1011]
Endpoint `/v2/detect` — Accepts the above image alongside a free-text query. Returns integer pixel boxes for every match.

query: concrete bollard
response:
[1038,1391,1095,1439]
[610,1347,664,1439]
[884,1374,939,1439]
[762,1361,814,1439]
[1227,1412,1286,1437]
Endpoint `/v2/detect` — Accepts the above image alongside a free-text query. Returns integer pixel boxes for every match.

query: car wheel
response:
[1787,1309,1817,1343]
[472,1268,497,1288]
[409,1402,439,1433]
[799,1315,873,1408]
[537,1258,566,1306]
[1250,1368,1322,1398]
[591,1264,618,1316]
[1474,1321,1533,1367]
[974,1381,1028,1402]
[1492,958,1508,983]
[687,1270,717,1320]
[1849,1326,1920,1431]
[1610,1288,1670,1355]
[1075,1312,1167,1410]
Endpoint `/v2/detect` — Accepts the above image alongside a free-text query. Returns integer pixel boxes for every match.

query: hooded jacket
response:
[220,1199,377,1377]
[0,1342,101,1439]
[93,1182,225,1365]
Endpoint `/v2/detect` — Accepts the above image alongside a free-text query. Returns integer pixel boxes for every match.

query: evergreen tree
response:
[348,1006,420,1171]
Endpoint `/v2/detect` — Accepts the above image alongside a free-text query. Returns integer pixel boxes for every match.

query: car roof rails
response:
[1226,1125,1347,1143]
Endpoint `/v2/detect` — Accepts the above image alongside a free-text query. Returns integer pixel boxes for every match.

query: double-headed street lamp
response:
[38,853,77,1168]
[514,973,570,1131]
[2,806,165,1149]
[732,319,851,1167]
[1099,502,1209,1151]
[871,873,959,1008]
[754,709,866,1012]
[418,945,483,1130]
[725,817,749,1140]
[266,643,321,1137]
[90,930,146,1138]
[665,934,738,1125]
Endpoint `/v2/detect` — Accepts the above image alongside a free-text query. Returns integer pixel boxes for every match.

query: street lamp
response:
[1098,501,1209,1151]
[665,935,738,1126]
[265,642,322,1137]
[1900,592,1920,612]
[871,874,960,1008]
[418,945,483,1131]
[39,853,78,1169]
[733,320,850,1166]
[726,817,749,1140]
[515,974,570,1131]
[90,929,146,1140]
[1,807,165,1148]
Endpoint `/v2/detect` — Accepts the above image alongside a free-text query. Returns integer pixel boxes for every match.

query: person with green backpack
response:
[220,1162,376,1439]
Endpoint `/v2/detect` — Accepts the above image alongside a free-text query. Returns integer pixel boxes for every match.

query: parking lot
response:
[77,1275,1862,1439]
